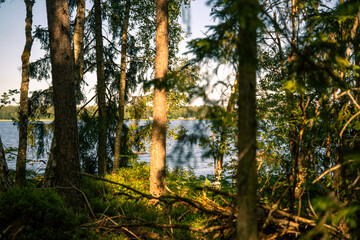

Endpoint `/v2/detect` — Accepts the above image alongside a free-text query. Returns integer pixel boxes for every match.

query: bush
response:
[0,187,79,240]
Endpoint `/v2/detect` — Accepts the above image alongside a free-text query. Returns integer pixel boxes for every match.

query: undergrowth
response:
[82,160,222,239]
[0,160,227,239]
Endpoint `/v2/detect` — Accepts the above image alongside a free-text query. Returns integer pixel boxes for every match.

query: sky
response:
[0,0,217,105]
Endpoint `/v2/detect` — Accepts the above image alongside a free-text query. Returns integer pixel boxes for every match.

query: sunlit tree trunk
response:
[113,0,131,172]
[235,0,258,239]
[15,0,34,187]
[214,75,238,188]
[0,137,12,192]
[351,7,360,101]
[335,0,349,195]
[286,0,300,213]
[73,0,85,102]
[94,0,107,176]
[295,94,308,212]
[150,0,168,198]
[45,0,81,207]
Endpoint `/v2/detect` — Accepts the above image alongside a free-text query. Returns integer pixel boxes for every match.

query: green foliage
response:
[0,188,79,240]
[0,89,19,107]
[78,161,229,239]
[27,121,52,160]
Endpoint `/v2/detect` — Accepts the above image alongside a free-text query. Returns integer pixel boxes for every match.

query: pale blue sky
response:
[0,0,214,103]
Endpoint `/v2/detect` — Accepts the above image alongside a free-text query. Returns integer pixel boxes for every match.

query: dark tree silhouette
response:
[44,0,81,207]
[113,0,131,172]
[94,0,107,176]
[0,137,12,192]
[235,0,259,238]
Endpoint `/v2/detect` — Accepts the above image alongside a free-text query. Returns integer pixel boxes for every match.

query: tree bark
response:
[113,0,131,172]
[16,0,34,187]
[214,75,238,188]
[150,0,169,198]
[235,0,258,239]
[73,0,85,103]
[287,0,299,214]
[45,0,81,207]
[94,0,107,176]
[42,136,56,187]
[0,136,12,192]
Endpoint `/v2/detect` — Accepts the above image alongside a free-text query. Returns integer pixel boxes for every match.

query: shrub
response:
[0,187,78,240]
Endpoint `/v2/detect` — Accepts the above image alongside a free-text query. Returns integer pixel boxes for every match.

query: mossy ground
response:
[0,160,232,239]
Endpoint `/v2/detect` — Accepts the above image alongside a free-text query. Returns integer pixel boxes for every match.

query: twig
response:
[346,90,360,110]
[77,94,97,115]
[339,111,360,138]
[307,192,318,219]
[121,227,141,240]
[177,210,190,221]
[102,221,233,234]
[261,205,315,226]
[1,225,12,238]
[349,175,360,189]
[67,181,97,219]
[11,225,24,240]
[312,160,354,184]
[99,213,119,226]
[260,205,351,239]
[79,172,233,216]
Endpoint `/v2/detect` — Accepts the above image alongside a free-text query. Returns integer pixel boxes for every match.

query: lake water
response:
[0,120,232,177]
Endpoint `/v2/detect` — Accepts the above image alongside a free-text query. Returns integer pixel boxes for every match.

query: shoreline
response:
[0,118,202,122]
[0,119,53,122]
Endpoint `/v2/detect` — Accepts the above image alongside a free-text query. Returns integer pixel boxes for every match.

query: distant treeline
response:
[0,106,18,120]
[167,105,225,119]
[0,105,225,120]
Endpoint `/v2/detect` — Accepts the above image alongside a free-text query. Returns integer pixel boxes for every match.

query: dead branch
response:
[312,160,354,184]
[98,217,234,234]
[11,225,24,240]
[79,172,352,239]
[79,172,233,216]
[339,111,360,138]
[260,205,351,239]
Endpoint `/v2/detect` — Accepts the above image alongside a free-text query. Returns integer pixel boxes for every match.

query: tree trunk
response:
[150,0,169,198]
[294,94,307,203]
[214,75,238,188]
[42,137,56,187]
[235,0,258,239]
[73,0,85,103]
[0,137,12,192]
[16,0,34,187]
[94,0,107,176]
[45,0,81,207]
[287,0,299,214]
[113,0,131,172]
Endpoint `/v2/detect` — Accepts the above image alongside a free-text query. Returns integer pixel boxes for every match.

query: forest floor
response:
[0,160,354,239]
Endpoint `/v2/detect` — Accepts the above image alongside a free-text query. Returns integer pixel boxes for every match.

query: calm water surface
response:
[0,120,231,177]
